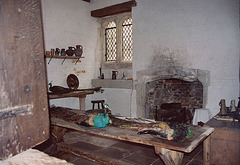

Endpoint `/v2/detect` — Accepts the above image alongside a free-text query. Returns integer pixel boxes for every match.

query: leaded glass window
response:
[122,18,132,61]
[105,21,117,61]
[102,14,133,66]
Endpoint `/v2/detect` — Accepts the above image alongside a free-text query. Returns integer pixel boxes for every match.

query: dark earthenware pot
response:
[66,47,75,56]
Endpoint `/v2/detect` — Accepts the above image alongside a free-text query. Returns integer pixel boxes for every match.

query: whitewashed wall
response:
[41,0,239,118]
[41,0,100,109]
[41,0,132,113]
[89,0,134,116]
[92,88,133,116]
[132,0,239,117]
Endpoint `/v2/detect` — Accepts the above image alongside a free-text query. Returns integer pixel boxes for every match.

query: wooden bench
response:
[51,117,214,165]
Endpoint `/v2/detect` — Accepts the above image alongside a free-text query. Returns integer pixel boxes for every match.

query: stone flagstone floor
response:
[35,130,204,165]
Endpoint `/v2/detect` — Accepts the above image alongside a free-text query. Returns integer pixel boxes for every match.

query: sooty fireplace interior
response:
[135,66,210,120]
[146,78,203,123]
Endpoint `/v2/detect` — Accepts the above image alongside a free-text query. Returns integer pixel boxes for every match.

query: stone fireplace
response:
[135,66,210,119]
[146,78,203,122]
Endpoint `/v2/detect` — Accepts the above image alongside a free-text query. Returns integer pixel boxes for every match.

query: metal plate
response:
[67,74,79,89]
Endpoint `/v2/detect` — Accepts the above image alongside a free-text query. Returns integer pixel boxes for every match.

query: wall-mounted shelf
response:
[45,55,85,65]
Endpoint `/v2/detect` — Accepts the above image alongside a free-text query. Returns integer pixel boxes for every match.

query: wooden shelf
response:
[45,55,84,64]
[45,55,84,59]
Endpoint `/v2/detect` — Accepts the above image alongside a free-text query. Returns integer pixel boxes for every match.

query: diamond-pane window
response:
[105,21,117,61]
[122,18,132,61]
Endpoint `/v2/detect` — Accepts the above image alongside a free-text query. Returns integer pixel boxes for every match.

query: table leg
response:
[203,136,211,165]
[51,125,67,143]
[79,97,86,110]
[155,146,184,165]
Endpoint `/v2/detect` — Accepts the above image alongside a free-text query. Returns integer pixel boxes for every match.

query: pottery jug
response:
[66,47,75,56]
[61,48,66,56]
[112,70,118,80]
[55,48,60,56]
[75,45,83,57]
[51,49,55,56]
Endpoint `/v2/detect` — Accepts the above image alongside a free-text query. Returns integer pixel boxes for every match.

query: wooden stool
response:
[91,100,105,109]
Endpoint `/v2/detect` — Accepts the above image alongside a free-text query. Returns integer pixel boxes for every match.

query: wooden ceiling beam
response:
[91,0,137,18]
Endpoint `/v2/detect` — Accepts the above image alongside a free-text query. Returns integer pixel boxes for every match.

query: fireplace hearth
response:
[146,79,203,123]
[146,78,203,123]
[135,66,210,118]
[156,103,193,123]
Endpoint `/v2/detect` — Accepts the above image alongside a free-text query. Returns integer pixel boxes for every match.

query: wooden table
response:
[48,90,95,110]
[51,117,214,165]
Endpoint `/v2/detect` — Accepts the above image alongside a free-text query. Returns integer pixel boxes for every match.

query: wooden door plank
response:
[0,0,49,159]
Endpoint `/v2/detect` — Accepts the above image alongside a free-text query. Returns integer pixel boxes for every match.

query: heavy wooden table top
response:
[48,90,95,99]
[51,117,214,153]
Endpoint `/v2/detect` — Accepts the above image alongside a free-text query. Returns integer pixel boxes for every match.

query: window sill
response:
[92,79,133,89]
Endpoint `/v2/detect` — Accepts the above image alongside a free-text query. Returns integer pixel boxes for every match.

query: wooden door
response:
[0,0,49,159]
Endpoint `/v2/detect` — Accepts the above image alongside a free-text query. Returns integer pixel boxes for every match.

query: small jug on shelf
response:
[55,48,60,56]
[75,45,83,57]
[112,70,118,80]
[61,48,66,56]
[51,48,55,56]
[66,46,75,56]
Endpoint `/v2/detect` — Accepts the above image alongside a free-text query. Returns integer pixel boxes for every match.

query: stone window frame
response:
[100,12,132,69]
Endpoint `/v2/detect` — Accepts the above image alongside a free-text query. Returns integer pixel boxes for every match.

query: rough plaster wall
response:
[41,0,99,109]
[132,0,239,117]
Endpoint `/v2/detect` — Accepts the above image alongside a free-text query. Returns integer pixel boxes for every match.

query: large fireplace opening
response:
[145,78,203,123]
[135,66,209,119]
